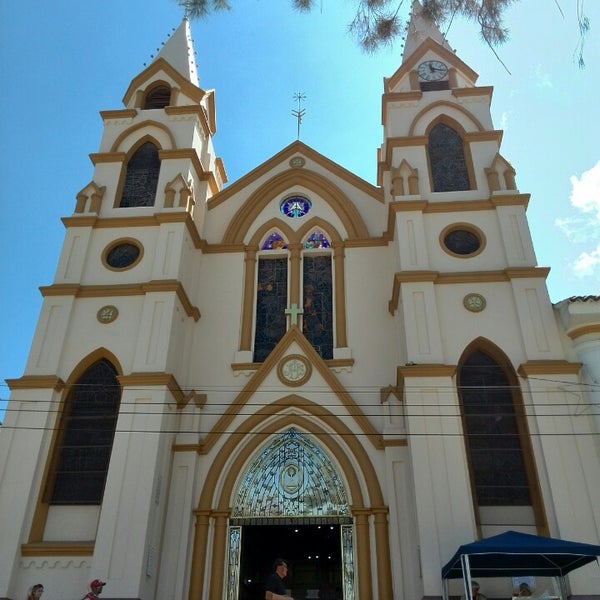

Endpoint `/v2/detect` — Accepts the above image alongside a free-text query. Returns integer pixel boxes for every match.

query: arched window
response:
[119,142,160,207]
[47,360,121,505]
[252,229,334,362]
[302,231,333,359]
[254,236,289,362]
[143,85,171,109]
[457,347,545,533]
[428,122,470,192]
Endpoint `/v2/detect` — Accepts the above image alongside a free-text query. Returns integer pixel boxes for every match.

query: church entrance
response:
[238,523,343,600]
[225,429,355,600]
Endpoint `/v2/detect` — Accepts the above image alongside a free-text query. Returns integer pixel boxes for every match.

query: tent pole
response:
[461,554,472,600]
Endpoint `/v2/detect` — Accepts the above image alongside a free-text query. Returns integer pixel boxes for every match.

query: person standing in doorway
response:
[264,559,294,600]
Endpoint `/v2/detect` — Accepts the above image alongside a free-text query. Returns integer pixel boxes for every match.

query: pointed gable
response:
[385,1,478,93]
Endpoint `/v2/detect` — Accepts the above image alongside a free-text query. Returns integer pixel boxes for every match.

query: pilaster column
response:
[208,510,231,600]
[240,248,257,351]
[332,242,347,347]
[353,508,374,600]
[188,509,211,600]
[373,506,393,600]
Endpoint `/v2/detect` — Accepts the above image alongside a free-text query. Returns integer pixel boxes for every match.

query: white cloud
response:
[572,244,600,278]
[569,160,600,219]
[557,161,600,282]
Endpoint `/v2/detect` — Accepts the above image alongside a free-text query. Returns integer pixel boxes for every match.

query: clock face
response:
[418,60,448,81]
[463,294,486,313]
[97,305,118,323]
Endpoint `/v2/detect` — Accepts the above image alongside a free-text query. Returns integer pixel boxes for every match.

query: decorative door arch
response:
[226,428,355,600]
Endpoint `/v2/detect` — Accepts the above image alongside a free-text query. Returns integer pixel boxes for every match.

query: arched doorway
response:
[225,429,355,600]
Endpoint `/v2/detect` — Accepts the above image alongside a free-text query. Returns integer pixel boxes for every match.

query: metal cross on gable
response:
[285,303,304,326]
[292,92,306,140]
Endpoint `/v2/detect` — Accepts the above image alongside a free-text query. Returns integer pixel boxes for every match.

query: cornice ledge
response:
[5,375,65,391]
[142,279,201,321]
[61,215,99,228]
[117,372,189,408]
[383,91,423,103]
[452,86,493,98]
[489,193,530,208]
[100,109,137,120]
[390,200,428,212]
[517,360,582,377]
[397,364,456,379]
[89,151,127,165]
[505,267,550,279]
[567,323,600,340]
[21,542,94,556]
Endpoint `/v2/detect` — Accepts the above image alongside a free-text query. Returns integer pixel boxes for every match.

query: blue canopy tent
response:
[441,531,600,600]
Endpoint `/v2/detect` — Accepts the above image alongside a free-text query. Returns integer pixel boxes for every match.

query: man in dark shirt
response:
[264,558,294,600]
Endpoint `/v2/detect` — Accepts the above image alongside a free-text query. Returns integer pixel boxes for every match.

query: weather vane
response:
[292,93,306,140]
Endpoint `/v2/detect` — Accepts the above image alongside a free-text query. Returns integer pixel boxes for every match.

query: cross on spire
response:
[292,93,306,140]
[285,303,304,327]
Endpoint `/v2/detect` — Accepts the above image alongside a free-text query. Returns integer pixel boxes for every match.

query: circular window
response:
[103,240,142,270]
[280,195,311,219]
[440,224,485,257]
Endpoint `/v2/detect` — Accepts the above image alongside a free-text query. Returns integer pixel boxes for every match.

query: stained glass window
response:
[233,428,350,518]
[444,228,481,255]
[458,351,531,506]
[253,257,288,362]
[304,230,330,250]
[261,232,288,250]
[428,123,470,192]
[119,142,160,207]
[280,195,312,218]
[105,242,141,269]
[49,360,121,505]
[303,255,333,360]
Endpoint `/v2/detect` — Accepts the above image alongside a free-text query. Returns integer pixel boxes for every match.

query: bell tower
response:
[2,18,227,598]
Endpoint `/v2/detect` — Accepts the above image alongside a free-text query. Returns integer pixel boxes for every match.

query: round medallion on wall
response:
[97,305,119,324]
[463,293,486,313]
[278,355,311,386]
[289,156,305,168]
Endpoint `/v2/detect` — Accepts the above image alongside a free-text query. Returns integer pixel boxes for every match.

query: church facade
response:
[1,6,599,600]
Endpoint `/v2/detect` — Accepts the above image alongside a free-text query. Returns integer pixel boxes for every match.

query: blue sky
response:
[1,0,599,418]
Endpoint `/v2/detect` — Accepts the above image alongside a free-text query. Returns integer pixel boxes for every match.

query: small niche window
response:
[104,240,142,270]
[143,85,171,109]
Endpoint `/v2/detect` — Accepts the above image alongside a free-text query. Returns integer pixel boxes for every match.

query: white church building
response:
[1,4,599,600]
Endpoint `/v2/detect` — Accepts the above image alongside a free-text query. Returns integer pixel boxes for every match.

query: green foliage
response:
[177,0,589,66]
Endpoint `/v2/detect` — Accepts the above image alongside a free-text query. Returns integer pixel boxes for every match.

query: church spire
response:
[153,17,199,86]
[402,0,453,62]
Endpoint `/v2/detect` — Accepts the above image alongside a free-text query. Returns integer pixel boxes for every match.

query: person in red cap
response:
[82,579,105,600]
